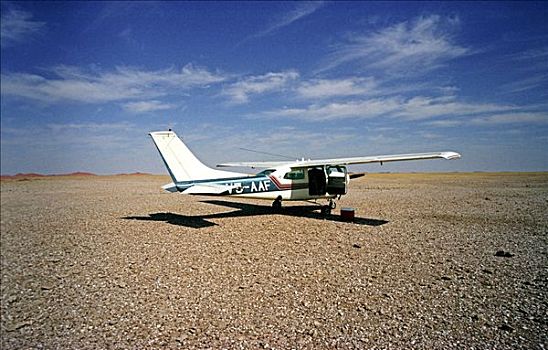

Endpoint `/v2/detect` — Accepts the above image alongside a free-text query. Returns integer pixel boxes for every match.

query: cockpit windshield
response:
[256,169,275,176]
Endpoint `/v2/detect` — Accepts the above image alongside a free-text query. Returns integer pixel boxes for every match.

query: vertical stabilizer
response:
[149,131,246,183]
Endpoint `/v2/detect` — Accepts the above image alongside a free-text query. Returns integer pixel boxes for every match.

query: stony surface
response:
[1,173,547,349]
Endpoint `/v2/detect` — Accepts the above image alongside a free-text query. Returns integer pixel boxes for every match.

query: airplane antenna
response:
[238,147,296,160]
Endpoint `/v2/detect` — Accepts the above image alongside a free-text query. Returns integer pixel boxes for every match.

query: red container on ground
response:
[340,207,355,221]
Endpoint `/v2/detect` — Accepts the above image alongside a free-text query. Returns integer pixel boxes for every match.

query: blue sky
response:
[1,1,547,174]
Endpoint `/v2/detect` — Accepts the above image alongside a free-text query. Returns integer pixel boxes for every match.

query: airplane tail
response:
[149,130,246,183]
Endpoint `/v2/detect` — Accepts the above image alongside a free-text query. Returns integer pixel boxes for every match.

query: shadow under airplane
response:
[123,200,389,229]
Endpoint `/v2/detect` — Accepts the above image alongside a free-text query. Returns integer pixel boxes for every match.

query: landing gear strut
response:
[321,199,336,216]
[272,195,282,211]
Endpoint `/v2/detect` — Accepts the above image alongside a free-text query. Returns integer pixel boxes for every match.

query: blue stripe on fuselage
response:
[175,175,280,194]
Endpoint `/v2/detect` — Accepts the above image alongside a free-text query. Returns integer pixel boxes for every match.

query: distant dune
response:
[114,172,153,176]
[0,172,162,181]
[4,173,47,179]
[0,173,47,180]
[0,172,97,180]
[66,172,97,177]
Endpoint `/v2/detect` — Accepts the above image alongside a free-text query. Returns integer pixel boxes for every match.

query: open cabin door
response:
[307,166,348,196]
[326,165,348,195]
[308,167,327,196]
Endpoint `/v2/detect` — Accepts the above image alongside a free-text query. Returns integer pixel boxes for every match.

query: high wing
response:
[288,151,461,168]
[217,161,291,169]
[217,151,461,169]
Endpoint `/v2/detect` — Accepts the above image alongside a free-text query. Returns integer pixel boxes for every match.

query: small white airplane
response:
[149,130,460,214]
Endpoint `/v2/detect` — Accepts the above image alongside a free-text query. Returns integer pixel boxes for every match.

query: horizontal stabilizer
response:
[162,182,178,193]
[349,172,367,179]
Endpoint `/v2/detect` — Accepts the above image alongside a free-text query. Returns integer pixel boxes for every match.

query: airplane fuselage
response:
[173,166,345,201]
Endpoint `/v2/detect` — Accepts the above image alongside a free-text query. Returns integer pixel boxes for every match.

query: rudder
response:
[149,131,245,183]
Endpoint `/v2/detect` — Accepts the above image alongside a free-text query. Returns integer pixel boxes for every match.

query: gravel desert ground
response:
[1,173,547,349]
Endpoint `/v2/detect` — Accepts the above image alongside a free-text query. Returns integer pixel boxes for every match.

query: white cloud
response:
[46,122,134,133]
[297,77,377,99]
[240,2,324,44]
[323,15,469,73]
[2,122,136,148]
[0,64,227,104]
[510,47,548,62]
[259,98,401,120]
[262,2,324,36]
[185,125,358,164]
[1,9,45,47]
[425,119,463,128]
[122,100,176,113]
[499,73,548,94]
[471,112,548,125]
[260,95,515,122]
[223,70,299,104]
[390,96,514,121]
[1,120,150,174]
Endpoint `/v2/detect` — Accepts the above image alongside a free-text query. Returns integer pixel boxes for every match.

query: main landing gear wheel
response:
[272,195,282,211]
[321,200,336,216]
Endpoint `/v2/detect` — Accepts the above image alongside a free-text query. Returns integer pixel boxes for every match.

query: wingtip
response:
[442,152,461,160]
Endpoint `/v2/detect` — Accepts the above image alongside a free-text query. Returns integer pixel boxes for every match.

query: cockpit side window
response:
[327,165,347,175]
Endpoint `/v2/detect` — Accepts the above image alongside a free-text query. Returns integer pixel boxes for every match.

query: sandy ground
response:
[1,173,547,349]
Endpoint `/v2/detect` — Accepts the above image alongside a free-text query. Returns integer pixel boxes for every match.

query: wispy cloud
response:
[1,121,136,148]
[389,96,513,121]
[122,100,176,113]
[425,119,464,128]
[1,121,148,174]
[471,112,548,125]
[187,125,358,163]
[510,47,548,62]
[499,73,548,94]
[46,122,134,133]
[240,2,324,44]
[259,98,400,121]
[84,2,141,33]
[297,77,377,99]
[322,15,469,74]
[1,64,227,104]
[263,2,324,36]
[1,9,45,47]
[258,95,516,122]
[498,47,548,94]
[223,70,299,104]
